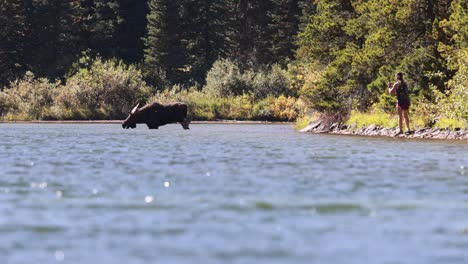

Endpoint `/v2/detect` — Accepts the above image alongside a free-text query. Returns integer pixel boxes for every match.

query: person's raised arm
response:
[388,82,397,95]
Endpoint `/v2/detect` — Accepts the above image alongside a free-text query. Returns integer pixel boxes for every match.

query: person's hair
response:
[396,72,404,81]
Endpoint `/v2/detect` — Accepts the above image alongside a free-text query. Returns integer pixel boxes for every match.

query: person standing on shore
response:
[388,72,412,135]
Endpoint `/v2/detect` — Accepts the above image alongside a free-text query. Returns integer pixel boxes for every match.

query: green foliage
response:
[0,58,152,120]
[439,0,468,65]
[298,46,355,113]
[150,87,305,121]
[0,0,83,84]
[0,72,61,120]
[181,0,230,84]
[82,0,123,58]
[252,65,290,100]
[203,59,291,100]
[0,0,28,87]
[144,0,189,85]
[203,59,248,97]
[443,49,468,123]
[55,57,152,119]
[0,56,303,122]
[117,0,147,63]
[346,110,398,129]
[1,0,308,88]
[296,0,466,129]
[142,0,306,85]
[227,0,304,67]
[297,0,355,63]
[435,118,466,130]
[1,0,465,128]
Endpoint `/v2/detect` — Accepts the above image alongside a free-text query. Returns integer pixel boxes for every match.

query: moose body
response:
[122,102,190,129]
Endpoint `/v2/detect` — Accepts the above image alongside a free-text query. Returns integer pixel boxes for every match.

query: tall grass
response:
[346,110,398,129]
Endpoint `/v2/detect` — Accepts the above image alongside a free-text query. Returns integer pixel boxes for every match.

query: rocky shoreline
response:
[300,120,468,140]
[0,120,292,125]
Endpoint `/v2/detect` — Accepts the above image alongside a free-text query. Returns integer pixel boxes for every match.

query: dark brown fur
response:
[122,102,190,129]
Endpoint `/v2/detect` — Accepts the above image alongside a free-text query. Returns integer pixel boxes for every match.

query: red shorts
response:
[397,101,410,110]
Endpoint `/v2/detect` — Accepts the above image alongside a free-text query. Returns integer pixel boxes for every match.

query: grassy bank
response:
[295,109,466,132]
[346,111,466,130]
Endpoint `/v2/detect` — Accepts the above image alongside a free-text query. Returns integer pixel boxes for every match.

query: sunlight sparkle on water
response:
[144,196,154,203]
[31,182,47,189]
[54,250,64,261]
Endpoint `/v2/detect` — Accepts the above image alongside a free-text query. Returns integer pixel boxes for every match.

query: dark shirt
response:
[396,82,410,105]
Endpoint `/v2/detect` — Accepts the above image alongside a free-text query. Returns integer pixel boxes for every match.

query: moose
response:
[122,102,190,129]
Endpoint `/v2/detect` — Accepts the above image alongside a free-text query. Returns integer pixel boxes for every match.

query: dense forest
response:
[0,0,466,128]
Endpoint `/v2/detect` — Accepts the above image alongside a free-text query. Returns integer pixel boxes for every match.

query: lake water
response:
[0,124,467,264]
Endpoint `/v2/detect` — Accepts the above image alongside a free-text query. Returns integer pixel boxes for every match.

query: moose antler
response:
[131,103,140,114]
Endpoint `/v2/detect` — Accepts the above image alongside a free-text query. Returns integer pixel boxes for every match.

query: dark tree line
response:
[1,0,307,88]
[142,0,307,85]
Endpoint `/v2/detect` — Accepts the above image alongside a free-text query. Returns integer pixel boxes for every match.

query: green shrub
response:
[252,96,306,121]
[55,58,152,119]
[203,59,249,97]
[0,72,61,120]
[252,64,289,100]
[409,51,467,130]
[204,59,291,100]
[438,49,468,125]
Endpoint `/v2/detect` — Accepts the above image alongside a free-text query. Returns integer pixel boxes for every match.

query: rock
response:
[300,121,468,141]
[300,120,321,132]
[366,124,377,132]
[380,128,392,137]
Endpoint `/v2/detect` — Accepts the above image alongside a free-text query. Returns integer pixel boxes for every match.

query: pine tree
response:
[269,0,303,66]
[181,0,230,84]
[1,0,83,83]
[0,0,28,87]
[222,0,305,68]
[116,0,147,63]
[297,0,355,64]
[80,0,122,59]
[226,0,274,68]
[144,0,188,85]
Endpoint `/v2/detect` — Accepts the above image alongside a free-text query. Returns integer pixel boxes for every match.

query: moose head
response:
[122,103,140,129]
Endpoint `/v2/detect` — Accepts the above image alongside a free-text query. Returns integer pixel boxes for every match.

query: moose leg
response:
[180,118,190,129]
[147,123,159,129]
